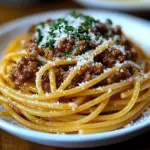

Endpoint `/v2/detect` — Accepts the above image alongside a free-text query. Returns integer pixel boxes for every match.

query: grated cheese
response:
[120,69,124,73]
[66,57,72,62]
[66,15,84,29]
[88,32,103,45]
[48,60,56,65]
[45,92,49,97]
[115,61,122,67]
[76,52,94,68]
[112,45,126,55]
[144,73,148,79]
[79,129,83,134]
[96,86,102,90]
[78,81,89,87]
[103,68,112,73]
[69,103,77,111]
[108,88,112,93]
[55,101,60,105]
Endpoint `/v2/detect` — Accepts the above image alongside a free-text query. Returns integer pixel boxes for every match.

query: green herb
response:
[52,32,56,38]
[78,26,86,33]
[95,19,100,24]
[71,11,81,18]
[35,29,43,44]
[84,16,101,30]
[45,39,55,50]
[65,26,74,33]
[61,51,72,57]
[51,22,59,30]
[95,35,100,41]
[77,33,91,41]
[84,16,94,27]
[106,19,113,25]
[57,18,68,25]
[58,25,63,33]
[39,61,46,66]
[40,22,45,28]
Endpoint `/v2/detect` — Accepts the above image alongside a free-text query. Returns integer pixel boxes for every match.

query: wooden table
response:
[0,1,150,149]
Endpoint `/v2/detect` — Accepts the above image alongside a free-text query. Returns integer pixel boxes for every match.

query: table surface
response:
[0,0,150,149]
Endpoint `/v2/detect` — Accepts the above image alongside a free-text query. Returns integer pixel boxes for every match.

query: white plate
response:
[0,9,150,148]
[75,0,150,11]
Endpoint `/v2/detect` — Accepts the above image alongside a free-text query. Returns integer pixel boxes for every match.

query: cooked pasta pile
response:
[0,12,150,134]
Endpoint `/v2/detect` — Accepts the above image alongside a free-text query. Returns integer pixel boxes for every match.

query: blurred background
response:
[0,0,150,150]
[0,0,150,25]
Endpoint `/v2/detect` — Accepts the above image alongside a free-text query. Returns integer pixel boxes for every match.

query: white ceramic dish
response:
[75,0,150,11]
[0,9,150,148]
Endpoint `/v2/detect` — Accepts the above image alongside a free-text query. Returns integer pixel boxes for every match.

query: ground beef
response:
[54,65,73,88]
[79,64,104,82]
[30,43,43,56]
[43,48,54,60]
[113,25,122,35]
[55,38,75,56]
[94,46,137,68]
[10,55,39,85]
[94,48,125,68]
[73,40,88,56]
[67,64,104,89]
[29,43,55,60]
[42,72,50,92]
[104,64,135,85]
[94,23,108,35]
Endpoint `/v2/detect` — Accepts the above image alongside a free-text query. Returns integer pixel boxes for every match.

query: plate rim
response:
[74,0,150,10]
[0,9,150,145]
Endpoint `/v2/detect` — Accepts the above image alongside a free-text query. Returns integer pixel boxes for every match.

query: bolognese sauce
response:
[10,12,137,90]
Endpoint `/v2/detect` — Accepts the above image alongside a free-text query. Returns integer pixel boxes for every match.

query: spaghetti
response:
[0,12,150,134]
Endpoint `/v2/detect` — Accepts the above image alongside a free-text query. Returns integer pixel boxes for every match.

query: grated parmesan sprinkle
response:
[45,92,49,97]
[76,52,94,68]
[69,103,77,111]
[78,81,89,87]
[79,129,83,134]
[120,69,124,73]
[112,45,126,55]
[66,57,72,62]
[108,88,112,93]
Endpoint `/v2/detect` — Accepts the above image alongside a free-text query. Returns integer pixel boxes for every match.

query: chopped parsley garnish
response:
[40,22,45,28]
[61,51,72,57]
[77,33,91,41]
[57,18,68,25]
[45,39,55,50]
[71,11,81,18]
[65,26,74,33]
[78,26,86,33]
[106,19,113,25]
[39,61,46,66]
[35,29,43,44]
